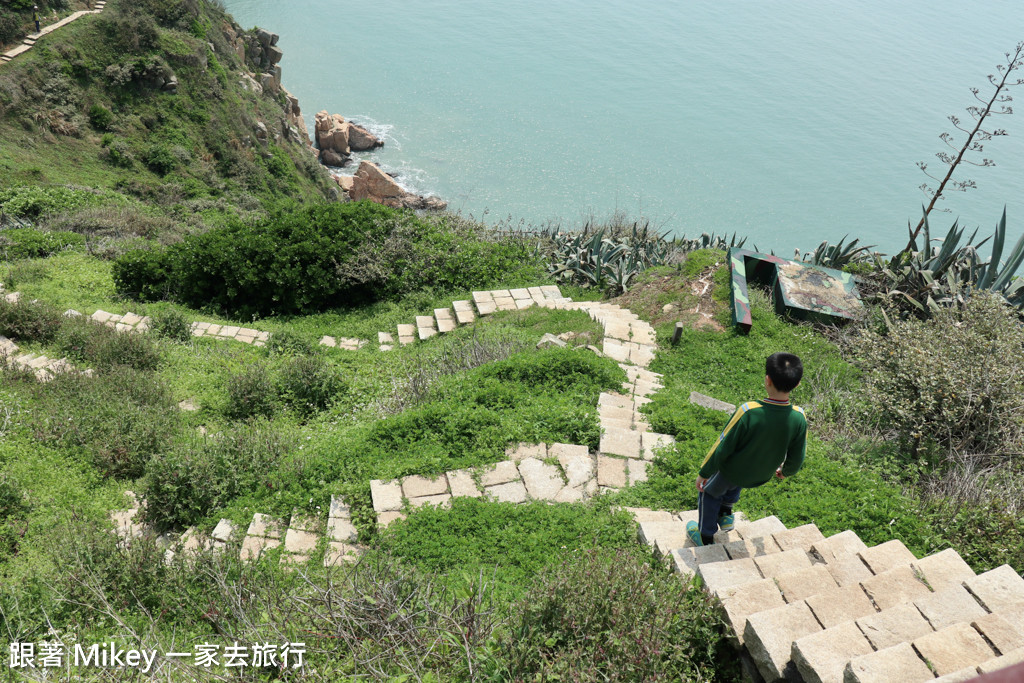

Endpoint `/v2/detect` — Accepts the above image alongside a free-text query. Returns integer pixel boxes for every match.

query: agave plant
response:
[796,235,874,269]
[674,231,747,253]
[540,221,671,294]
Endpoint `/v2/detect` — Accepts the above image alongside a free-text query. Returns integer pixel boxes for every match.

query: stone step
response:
[415,315,437,340]
[396,323,416,345]
[377,331,394,351]
[280,513,320,565]
[452,300,475,325]
[433,307,456,333]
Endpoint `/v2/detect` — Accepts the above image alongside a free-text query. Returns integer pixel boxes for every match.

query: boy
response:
[686,352,807,546]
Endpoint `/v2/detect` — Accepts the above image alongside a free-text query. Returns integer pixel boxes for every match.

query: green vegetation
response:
[2,1,1023,680]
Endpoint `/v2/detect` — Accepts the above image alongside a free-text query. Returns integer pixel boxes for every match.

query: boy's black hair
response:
[766,352,802,393]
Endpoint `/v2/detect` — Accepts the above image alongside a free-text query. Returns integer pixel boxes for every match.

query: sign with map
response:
[729,248,864,333]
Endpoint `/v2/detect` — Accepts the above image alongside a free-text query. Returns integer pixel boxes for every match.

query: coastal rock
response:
[266,45,284,66]
[348,123,383,151]
[320,149,348,167]
[350,161,406,202]
[337,176,355,193]
[314,111,350,156]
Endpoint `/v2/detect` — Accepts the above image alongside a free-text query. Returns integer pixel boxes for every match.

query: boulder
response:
[350,161,406,202]
[314,111,350,155]
[348,122,383,151]
[259,72,278,94]
[337,176,355,193]
[266,45,284,66]
[320,149,348,167]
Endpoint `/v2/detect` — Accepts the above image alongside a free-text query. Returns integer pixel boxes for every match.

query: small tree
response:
[912,42,1024,248]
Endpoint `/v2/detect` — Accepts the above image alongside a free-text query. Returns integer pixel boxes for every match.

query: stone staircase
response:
[1,2,106,64]
[0,285,91,380]
[628,508,1024,682]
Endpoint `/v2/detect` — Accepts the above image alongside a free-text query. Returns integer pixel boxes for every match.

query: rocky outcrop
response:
[348,161,447,210]
[314,110,350,156]
[348,122,383,151]
[320,149,348,167]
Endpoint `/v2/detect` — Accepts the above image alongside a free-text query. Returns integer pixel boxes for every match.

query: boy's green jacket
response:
[699,400,807,487]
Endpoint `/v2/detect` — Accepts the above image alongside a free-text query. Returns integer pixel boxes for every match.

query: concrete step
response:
[452,300,475,325]
[377,331,394,351]
[415,315,437,340]
[433,307,456,333]
[280,512,320,565]
[396,323,416,345]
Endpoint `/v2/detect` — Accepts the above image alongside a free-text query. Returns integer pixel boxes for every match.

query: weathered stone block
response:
[397,323,416,337]
[370,479,403,513]
[637,520,686,547]
[860,564,932,611]
[211,519,237,544]
[246,513,282,539]
[858,539,916,575]
[283,528,318,555]
[825,552,874,587]
[327,517,358,543]
[672,543,730,577]
[744,601,822,681]
[805,584,877,629]
[912,548,976,592]
[484,480,528,504]
[913,622,997,676]
[717,578,786,638]
[553,486,584,502]
[402,474,449,498]
[933,667,985,683]
[856,602,934,650]
[977,647,1024,674]
[723,535,782,560]
[241,535,280,561]
[737,515,786,541]
[518,458,564,500]
[772,523,825,552]
[377,511,405,528]
[753,548,813,579]
[627,459,648,484]
[699,557,763,596]
[597,455,627,488]
[408,493,451,509]
[775,564,840,603]
[600,428,641,459]
[447,469,482,498]
[506,442,546,461]
[963,564,1024,614]
[551,445,593,487]
[640,432,675,459]
[792,620,874,683]
[914,584,987,630]
[972,612,1024,655]
[329,495,350,520]
[811,530,867,564]
[324,542,359,566]
[598,392,633,410]
[843,642,933,683]
[479,460,520,487]
[689,391,736,413]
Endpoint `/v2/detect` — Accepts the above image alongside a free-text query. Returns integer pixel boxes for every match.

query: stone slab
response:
[858,539,916,575]
[598,392,633,410]
[844,642,934,683]
[447,469,482,498]
[553,445,593,488]
[772,523,825,552]
[402,474,449,498]
[454,308,475,325]
[825,552,875,587]
[418,327,437,340]
[554,486,584,503]
[914,584,987,631]
[377,511,406,528]
[861,564,932,611]
[723,535,783,560]
[717,578,786,638]
[689,391,736,413]
[856,602,935,650]
[934,667,985,683]
[699,557,763,596]
[753,548,813,579]
[792,620,875,683]
[744,600,823,681]
[329,495,350,520]
[370,479,403,513]
[436,318,456,333]
[775,564,840,603]
[737,515,786,541]
[637,520,686,547]
[518,458,564,500]
[972,612,1024,656]
[963,564,1024,614]
[640,432,675,459]
[247,513,282,539]
[283,528,318,555]
[479,460,520,487]
[378,331,394,344]
[211,519,237,543]
[811,530,867,564]
[978,648,1024,674]
[396,324,416,336]
[324,542,359,566]
[627,458,648,484]
[484,480,528,504]
[596,455,626,488]
[600,428,641,459]
[241,535,280,561]
[914,622,997,676]
[506,442,546,461]
[672,543,729,577]
[327,517,358,543]
[805,584,877,629]
[408,493,452,509]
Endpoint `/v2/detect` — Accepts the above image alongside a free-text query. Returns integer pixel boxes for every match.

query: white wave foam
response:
[344,115,400,150]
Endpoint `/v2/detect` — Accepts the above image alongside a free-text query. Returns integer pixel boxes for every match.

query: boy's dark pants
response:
[698,473,742,539]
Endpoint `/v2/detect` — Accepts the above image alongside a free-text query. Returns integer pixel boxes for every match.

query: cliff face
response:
[0,0,335,223]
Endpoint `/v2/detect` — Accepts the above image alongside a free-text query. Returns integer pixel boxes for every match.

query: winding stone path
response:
[1,2,107,65]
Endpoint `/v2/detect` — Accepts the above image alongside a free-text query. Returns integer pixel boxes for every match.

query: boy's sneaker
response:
[685,520,704,547]
[718,513,735,532]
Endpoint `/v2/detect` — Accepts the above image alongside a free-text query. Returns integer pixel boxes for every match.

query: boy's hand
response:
[695,476,708,492]
[775,468,786,480]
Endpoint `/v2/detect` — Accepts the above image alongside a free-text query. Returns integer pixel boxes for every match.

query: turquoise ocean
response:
[222,0,1024,254]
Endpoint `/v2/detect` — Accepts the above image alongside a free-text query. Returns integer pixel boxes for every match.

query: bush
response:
[0,10,22,46]
[0,227,85,259]
[492,548,738,681]
[56,317,161,371]
[111,248,170,301]
[265,329,315,356]
[150,308,192,342]
[0,297,63,343]
[224,363,276,420]
[143,423,292,530]
[0,186,103,220]
[88,104,113,131]
[105,138,135,168]
[850,293,1024,458]
[142,143,178,176]
[278,356,347,416]
[29,367,180,479]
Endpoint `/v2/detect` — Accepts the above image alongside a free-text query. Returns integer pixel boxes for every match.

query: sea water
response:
[222,0,1024,254]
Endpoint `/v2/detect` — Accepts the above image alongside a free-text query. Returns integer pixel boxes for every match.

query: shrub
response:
[0,473,25,562]
[850,293,1024,458]
[105,138,135,168]
[56,317,161,371]
[88,104,113,131]
[478,346,623,394]
[143,143,178,176]
[492,547,738,681]
[150,308,192,342]
[0,11,21,46]
[110,248,170,301]
[278,356,347,417]
[264,329,315,356]
[0,227,85,259]
[0,297,63,343]
[224,363,276,420]
[29,367,181,479]
[0,186,102,220]
[142,422,292,530]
